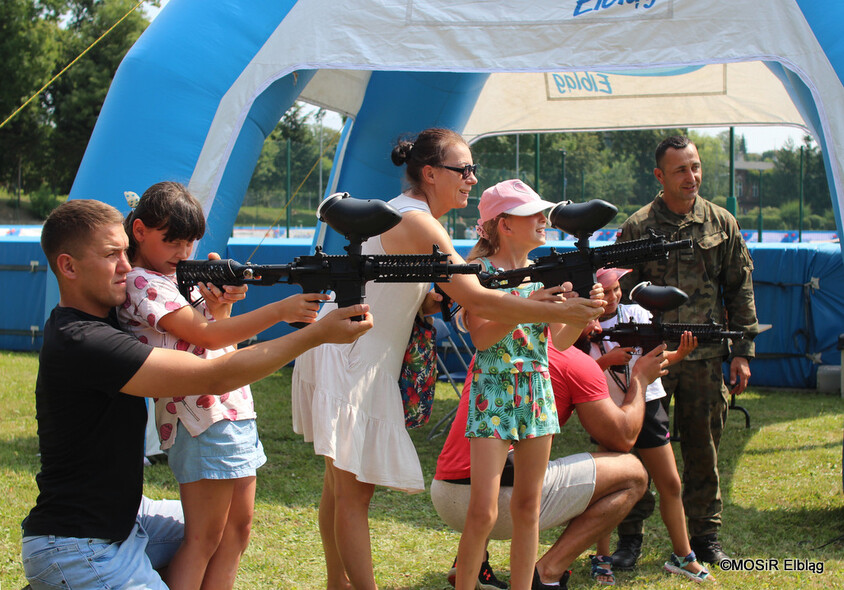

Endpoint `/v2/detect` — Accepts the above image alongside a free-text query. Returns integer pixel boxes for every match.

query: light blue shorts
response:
[21,496,184,590]
[167,419,267,484]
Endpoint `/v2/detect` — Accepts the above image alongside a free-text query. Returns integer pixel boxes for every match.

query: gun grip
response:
[290,316,365,329]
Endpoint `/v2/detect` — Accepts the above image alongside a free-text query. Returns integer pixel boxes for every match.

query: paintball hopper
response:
[630,281,689,313]
[549,199,618,242]
[317,192,402,248]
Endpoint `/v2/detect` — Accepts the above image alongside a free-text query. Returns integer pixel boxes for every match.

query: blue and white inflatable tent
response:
[10,0,844,387]
[71,0,844,256]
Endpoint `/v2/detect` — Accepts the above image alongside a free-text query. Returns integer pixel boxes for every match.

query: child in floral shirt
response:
[118,181,326,590]
[453,179,603,590]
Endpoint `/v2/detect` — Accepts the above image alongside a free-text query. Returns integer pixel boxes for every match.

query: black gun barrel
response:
[591,234,692,268]
[657,323,744,342]
[590,322,744,345]
[372,259,480,282]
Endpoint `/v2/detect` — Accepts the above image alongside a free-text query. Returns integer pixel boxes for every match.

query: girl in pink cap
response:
[453,179,604,590]
[586,268,713,584]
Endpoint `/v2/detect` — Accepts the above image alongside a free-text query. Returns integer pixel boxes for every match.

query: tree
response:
[690,132,731,200]
[44,0,150,192]
[245,103,338,220]
[0,1,151,196]
[765,136,830,212]
[0,0,65,191]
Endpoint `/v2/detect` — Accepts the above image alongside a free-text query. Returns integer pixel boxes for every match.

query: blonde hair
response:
[467,214,507,261]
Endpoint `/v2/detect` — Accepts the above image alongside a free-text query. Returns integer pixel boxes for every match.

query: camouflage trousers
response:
[617,357,729,538]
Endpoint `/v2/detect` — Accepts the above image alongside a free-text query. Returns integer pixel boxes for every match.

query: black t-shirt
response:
[22,306,152,541]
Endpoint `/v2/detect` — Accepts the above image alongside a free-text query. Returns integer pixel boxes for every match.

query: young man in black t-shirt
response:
[21,199,373,589]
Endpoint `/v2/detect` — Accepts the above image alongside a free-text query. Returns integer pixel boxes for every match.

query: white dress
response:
[291,194,431,493]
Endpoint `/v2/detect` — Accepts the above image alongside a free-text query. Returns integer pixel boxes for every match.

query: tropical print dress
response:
[465,258,560,440]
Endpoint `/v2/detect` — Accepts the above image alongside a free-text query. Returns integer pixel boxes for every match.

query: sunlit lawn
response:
[2,351,842,589]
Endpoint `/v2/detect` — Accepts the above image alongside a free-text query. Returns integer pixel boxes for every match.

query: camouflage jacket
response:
[617,192,759,361]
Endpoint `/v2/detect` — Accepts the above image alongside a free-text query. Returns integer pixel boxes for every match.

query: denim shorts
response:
[21,496,184,590]
[166,418,267,484]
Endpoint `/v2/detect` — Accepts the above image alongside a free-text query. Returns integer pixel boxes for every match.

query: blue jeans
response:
[22,496,184,590]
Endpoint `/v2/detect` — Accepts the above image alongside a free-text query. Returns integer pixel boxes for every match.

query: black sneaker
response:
[611,533,643,571]
[478,555,509,590]
[447,552,509,590]
[690,533,729,565]
[531,567,570,590]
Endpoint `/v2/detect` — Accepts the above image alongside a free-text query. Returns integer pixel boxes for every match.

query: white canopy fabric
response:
[69,0,844,255]
[461,63,808,141]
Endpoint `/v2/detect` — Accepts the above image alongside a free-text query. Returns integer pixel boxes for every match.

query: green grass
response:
[2,350,843,589]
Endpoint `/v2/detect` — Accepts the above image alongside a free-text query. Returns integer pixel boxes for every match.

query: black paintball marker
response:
[176,193,480,324]
[479,199,692,297]
[590,282,744,354]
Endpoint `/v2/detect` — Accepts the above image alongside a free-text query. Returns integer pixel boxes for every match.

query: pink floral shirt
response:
[116,267,255,450]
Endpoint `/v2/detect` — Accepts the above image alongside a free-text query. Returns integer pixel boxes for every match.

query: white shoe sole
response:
[664,562,715,583]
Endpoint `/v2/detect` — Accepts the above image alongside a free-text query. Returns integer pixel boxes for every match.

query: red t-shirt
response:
[434,343,608,481]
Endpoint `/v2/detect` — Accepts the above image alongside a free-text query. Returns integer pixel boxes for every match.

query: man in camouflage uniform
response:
[613,135,759,567]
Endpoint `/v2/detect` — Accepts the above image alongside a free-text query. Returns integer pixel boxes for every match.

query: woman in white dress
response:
[291,128,605,589]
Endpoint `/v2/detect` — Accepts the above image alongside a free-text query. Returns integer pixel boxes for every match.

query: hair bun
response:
[390,141,414,166]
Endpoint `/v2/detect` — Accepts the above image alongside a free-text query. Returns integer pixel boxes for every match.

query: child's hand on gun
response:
[527,284,567,302]
[554,281,604,303]
[664,330,698,365]
[197,253,249,320]
[601,345,635,367]
[278,293,331,325]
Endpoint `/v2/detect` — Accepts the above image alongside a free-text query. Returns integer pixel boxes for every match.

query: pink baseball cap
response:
[478,179,556,225]
[596,268,631,289]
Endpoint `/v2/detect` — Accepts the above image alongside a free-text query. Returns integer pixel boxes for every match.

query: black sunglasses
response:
[437,163,479,179]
